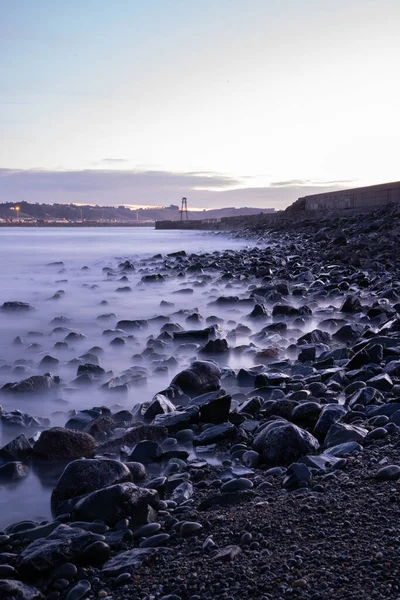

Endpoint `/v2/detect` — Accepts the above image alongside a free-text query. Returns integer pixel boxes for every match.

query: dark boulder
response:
[51,458,132,510]
[0,580,43,599]
[194,422,236,445]
[17,524,93,576]
[253,420,319,466]
[199,339,229,354]
[1,374,60,394]
[171,360,221,396]
[188,391,231,424]
[313,405,347,441]
[72,483,159,526]
[0,434,32,461]
[143,395,175,422]
[173,326,219,342]
[340,295,362,313]
[33,428,96,460]
[324,423,368,448]
[1,301,33,312]
[129,441,162,464]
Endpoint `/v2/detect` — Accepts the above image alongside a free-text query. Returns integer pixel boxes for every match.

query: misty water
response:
[0,227,256,527]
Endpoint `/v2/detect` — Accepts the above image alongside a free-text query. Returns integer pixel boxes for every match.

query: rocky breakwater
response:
[1,205,400,598]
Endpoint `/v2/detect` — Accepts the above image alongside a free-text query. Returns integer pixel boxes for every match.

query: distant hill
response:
[0,202,275,223]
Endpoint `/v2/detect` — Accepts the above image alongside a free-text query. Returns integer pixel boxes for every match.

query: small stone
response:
[292,578,307,588]
[375,465,400,481]
[66,580,91,600]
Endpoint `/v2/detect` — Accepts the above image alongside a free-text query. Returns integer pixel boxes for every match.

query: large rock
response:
[1,301,33,312]
[0,434,32,461]
[17,524,94,576]
[143,395,175,422]
[171,360,221,396]
[188,391,231,424]
[194,422,236,445]
[51,458,132,510]
[72,482,159,526]
[253,420,319,466]
[33,428,96,460]
[173,326,218,342]
[313,404,347,441]
[324,423,368,448]
[1,374,60,394]
[0,580,43,599]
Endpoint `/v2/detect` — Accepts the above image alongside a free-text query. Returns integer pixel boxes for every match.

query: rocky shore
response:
[1,203,400,600]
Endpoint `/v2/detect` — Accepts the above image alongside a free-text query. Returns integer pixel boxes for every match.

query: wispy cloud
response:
[271,178,356,188]
[98,158,130,164]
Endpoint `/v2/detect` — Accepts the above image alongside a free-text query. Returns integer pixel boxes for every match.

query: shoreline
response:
[0,203,400,599]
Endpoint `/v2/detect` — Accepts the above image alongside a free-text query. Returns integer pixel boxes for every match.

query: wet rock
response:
[51,458,132,510]
[101,548,158,576]
[324,423,368,447]
[85,415,115,439]
[116,319,148,332]
[17,524,93,576]
[199,339,229,354]
[291,402,322,427]
[188,391,231,424]
[341,295,362,313]
[39,355,59,367]
[141,274,164,283]
[282,462,312,490]
[221,478,253,492]
[0,434,32,461]
[346,386,383,409]
[153,408,199,431]
[72,482,158,526]
[253,420,319,466]
[139,533,170,547]
[173,326,219,342]
[66,580,91,600]
[171,481,193,504]
[1,374,60,394]
[194,422,236,445]
[375,465,400,481]
[180,521,203,537]
[298,329,331,345]
[299,453,341,473]
[1,301,33,312]
[79,541,110,566]
[171,360,221,396]
[0,579,43,599]
[129,441,162,464]
[77,363,105,377]
[324,441,363,456]
[125,461,146,481]
[143,395,175,422]
[33,428,96,460]
[313,405,347,440]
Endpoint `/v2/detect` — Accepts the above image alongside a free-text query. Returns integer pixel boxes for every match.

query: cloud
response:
[98,158,130,164]
[271,178,356,188]
[0,168,350,209]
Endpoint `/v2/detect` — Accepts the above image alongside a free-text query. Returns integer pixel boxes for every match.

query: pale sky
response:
[1,0,399,209]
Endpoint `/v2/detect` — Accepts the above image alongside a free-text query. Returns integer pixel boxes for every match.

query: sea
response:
[0,227,254,527]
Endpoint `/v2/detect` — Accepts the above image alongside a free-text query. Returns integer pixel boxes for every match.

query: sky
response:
[1,0,399,209]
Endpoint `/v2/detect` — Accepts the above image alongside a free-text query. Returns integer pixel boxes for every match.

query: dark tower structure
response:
[180,197,188,221]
